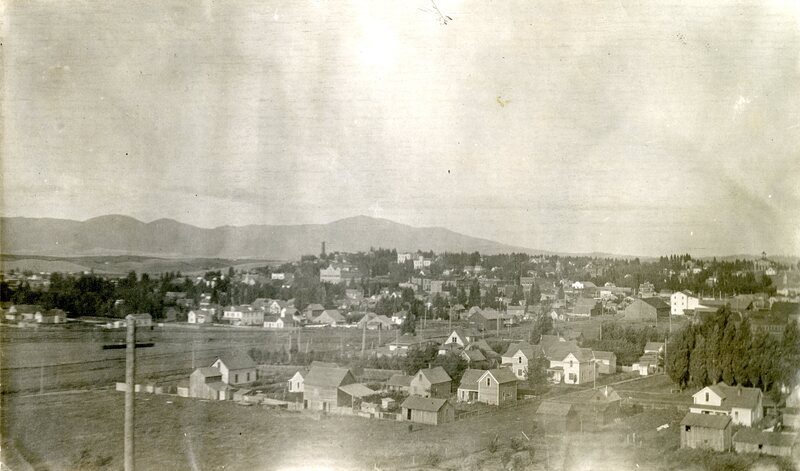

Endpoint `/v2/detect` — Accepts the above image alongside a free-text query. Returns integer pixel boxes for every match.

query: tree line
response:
[666,306,799,399]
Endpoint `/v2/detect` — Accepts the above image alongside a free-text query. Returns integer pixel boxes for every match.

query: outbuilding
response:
[680,412,732,452]
[400,396,455,425]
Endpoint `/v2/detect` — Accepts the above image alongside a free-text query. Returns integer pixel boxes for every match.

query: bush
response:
[424,451,442,467]
[509,437,525,451]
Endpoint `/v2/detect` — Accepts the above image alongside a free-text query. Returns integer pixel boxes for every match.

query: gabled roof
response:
[480,368,517,384]
[644,342,665,352]
[563,348,594,363]
[401,396,449,412]
[415,366,452,384]
[386,374,413,388]
[593,351,616,361]
[713,382,762,410]
[193,367,222,377]
[536,401,574,416]
[462,349,486,362]
[589,386,621,403]
[214,351,257,370]
[680,412,731,429]
[304,366,354,388]
[458,369,485,389]
[305,303,325,311]
[339,383,376,398]
[641,297,669,309]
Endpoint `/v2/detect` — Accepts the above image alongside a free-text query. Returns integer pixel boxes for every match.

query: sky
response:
[3,0,799,257]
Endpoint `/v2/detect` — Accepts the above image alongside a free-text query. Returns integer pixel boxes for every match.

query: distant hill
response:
[0,215,539,260]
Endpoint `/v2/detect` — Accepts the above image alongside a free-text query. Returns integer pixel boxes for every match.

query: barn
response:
[400,396,455,425]
[534,401,580,433]
[733,429,797,457]
[680,412,732,452]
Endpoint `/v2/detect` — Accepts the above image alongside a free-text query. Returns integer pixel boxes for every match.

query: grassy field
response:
[3,389,797,471]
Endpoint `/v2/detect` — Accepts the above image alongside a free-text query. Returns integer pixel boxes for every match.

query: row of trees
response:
[666,306,800,399]
[583,321,667,365]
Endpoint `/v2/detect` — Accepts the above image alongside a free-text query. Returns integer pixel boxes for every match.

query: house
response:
[469,308,502,331]
[7,304,44,321]
[457,369,484,403]
[319,266,342,284]
[409,366,452,399]
[670,290,704,316]
[397,252,412,264]
[461,348,487,365]
[391,310,408,325]
[501,342,543,379]
[689,382,763,427]
[534,401,580,433]
[442,329,475,349]
[644,342,665,354]
[189,367,231,400]
[582,386,622,426]
[222,305,264,326]
[387,334,427,354]
[288,371,305,392]
[303,365,356,411]
[476,368,517,406]
[593,351,616,375]
[211,351,258,386]
[127,313,153,328]
[313,309,345,326]
[188,308,214,324]
[263,316,286,329]
[733,429,797,457]
[623,298,670,322]
[680,412,732,452]
[571,298,602,317]
[357,312,393,330]
[304,303,325,320]
[559,349,596,385]
[400,396,455,425]
[35,309,66,324]
[385,374,413,393]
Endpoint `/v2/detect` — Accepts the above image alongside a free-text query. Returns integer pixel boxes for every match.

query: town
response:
[2,248,799,470]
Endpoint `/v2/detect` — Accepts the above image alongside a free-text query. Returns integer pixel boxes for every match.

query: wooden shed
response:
[733,429,797,457]
[680,412,732,452]
[400,396,455,425]
[534,401,580,433]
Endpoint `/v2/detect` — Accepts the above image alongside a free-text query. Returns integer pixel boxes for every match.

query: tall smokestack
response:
[321,241,326,257]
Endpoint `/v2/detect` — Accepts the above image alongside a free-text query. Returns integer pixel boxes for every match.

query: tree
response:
[720,321,737,385]
[732,318,752,386]
[689,335,708,386]
[705,325,721,384]
[666,326,693,388]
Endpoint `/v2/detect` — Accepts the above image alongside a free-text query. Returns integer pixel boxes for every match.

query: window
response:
[452,336,457,343]
[518,357,522,364]
[234,374,239,383]
[685,426,691,432]
[705,392,709,402]
[487,378,491,386]
[247,373,251,382]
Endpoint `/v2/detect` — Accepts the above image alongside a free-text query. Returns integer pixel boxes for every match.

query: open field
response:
[4,390,795,471]
[0,324,406,393]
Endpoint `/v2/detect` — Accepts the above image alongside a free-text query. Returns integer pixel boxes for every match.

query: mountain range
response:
[0,215,540,260]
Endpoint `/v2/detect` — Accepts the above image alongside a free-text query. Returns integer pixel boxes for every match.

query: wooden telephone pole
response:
[124,315,136,471]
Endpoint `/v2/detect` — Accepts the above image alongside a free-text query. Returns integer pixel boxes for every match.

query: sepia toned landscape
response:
[2,1,799,470]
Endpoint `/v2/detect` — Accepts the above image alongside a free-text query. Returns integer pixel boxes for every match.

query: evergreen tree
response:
[780,321,800,388]
[666,326,692,388]
[732,317,752,386]
[720,321,737,384]
[689,335,708,386]
[705,325,721,383]
[747,332,769,389]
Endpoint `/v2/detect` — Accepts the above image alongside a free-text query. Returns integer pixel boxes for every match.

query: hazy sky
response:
[3,0,799,256]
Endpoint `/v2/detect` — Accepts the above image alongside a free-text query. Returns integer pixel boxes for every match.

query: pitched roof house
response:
[534,401,580,433]
[211,351,258,385]
[477,368,517,406]
[623,298,670,322]
[689,382,763,427]
[313,309,346,326]
[409,366,452,399]
[303,365,356,411]
[457,369,485,402]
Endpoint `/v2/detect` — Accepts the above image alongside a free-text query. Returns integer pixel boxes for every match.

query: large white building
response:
[670,290,703,315]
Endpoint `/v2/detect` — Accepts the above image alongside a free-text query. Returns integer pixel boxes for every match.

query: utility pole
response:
[124,315,136,471]
[361,318,367,358]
